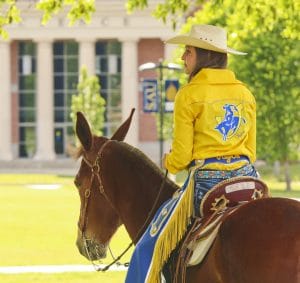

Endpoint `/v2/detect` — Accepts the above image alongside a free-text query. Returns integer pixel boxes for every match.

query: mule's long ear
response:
[76,112,93,151]
[111,108,135,141]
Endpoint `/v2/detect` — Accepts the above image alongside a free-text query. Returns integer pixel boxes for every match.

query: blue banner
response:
[165,79,179,112]
[142,79,158,113]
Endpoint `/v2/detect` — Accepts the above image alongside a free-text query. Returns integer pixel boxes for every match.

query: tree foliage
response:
[127,0,299,39]
[36,0,95,25]
[127,0,192,29]
[0,0,95,39]
[70,67,105,142]
[0,0,21,39]
[1,0,299,40]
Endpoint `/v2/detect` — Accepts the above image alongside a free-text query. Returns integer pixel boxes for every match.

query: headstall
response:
[78,139,168,272]
[79,139,117,271]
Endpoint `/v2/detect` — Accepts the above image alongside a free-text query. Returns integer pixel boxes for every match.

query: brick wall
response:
[138,38,164,141]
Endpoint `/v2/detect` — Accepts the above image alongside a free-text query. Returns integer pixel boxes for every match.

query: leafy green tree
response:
[36,0,95,25]
[127,0,299,38]
[0,0,95,39]
[1,0,298,40]
[230,29,299,191]
[70,67,105,144]
[0,0,21,39]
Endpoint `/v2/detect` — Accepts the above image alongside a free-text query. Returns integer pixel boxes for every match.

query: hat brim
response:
[166,35,247,56]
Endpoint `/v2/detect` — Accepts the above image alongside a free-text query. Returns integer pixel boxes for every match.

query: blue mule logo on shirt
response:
[215,104,245,141]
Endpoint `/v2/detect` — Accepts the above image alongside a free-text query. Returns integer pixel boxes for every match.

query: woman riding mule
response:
[126,24,259,282]
[74,110,300,283]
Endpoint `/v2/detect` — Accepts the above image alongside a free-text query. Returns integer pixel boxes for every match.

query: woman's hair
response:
[189,48,228,81]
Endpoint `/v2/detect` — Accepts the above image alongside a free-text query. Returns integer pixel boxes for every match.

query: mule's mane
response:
[114,141,179,191]
[120,141,162,173]
[73,138,163,175]
[73,137,179,191]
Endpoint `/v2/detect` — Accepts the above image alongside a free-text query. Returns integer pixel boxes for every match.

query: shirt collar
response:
[191,68,240,84]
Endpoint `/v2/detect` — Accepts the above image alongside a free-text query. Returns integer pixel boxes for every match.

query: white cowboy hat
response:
[166,24,247,55]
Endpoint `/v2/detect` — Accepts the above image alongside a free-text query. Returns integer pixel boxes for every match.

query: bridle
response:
[78,139,112,271]
[78,139,169,272]
[79,139,111,234]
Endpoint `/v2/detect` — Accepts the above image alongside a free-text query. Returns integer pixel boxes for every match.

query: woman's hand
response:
[162,154,167,169]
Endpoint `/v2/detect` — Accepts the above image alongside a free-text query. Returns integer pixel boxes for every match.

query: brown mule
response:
[74,110,300,283]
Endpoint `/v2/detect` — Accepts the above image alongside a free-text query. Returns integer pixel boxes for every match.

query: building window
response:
[53,41,78,155]
[95,41,122,136]
[18,41,36,158]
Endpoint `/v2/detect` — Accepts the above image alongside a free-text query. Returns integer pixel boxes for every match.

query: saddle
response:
[169,176,269,283]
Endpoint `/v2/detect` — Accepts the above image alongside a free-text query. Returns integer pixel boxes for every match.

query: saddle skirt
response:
[185,176,269,267]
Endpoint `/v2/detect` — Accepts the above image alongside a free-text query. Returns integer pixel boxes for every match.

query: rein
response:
[80,139,169,272]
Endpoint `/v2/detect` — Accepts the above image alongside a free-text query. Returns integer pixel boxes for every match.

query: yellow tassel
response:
[146,168,197,283]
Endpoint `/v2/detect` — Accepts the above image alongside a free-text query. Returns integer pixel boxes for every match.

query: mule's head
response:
[74,109,135,261]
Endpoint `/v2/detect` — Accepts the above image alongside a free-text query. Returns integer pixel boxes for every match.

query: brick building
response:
[0,0,179,166]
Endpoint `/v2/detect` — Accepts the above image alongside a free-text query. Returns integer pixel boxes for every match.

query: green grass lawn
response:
[0,272,126,283]
[0,167,299,283]
[0,174,131,283]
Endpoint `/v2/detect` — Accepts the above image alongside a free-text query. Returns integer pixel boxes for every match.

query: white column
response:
[79,40,95,75]
[0,41,13,160]
[120,38,139,147]
[34,40,55,160]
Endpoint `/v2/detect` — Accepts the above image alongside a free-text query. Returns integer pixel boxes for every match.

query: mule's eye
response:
[74,179,81,189]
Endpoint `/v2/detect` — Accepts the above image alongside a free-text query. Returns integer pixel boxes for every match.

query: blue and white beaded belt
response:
[195,164,254,179]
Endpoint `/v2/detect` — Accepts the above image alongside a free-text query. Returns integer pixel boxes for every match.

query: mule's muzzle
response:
[76,232,108,261]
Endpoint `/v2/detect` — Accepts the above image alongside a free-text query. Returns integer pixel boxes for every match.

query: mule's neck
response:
[102,142,176,243]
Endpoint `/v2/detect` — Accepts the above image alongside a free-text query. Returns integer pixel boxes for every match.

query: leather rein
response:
[79,139,168,272]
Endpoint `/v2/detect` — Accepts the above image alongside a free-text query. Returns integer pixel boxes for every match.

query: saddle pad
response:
[187,218,221,266]
[186,205,239,267]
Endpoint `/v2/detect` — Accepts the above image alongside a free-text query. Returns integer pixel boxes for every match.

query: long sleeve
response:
[164,68,257,173]
[164,90,195,174]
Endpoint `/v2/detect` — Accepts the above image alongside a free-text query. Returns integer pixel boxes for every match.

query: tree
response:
[126,0,299,40]
[231,28,299,191]
[0,0,21,39]
[70,67,105,145]
[1,1,299,40]
[36,0,95,25]
[0,0,95,39]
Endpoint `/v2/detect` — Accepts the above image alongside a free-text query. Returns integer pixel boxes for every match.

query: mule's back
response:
[217,197,300,283]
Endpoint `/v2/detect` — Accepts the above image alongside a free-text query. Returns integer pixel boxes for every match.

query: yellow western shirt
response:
[164,68,256,174]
